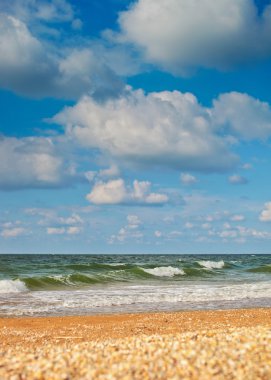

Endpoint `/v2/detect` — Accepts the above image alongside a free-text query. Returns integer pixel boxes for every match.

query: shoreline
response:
[1,308,271,379]
[1,303,271,319]
[1,307,271,346]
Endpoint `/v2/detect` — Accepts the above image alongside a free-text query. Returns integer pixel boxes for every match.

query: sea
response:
[0,254,271,317]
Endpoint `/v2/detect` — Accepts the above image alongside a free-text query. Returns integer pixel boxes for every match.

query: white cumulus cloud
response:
[231,214,245,222]
[99,164,120,179]
[228,174,248,185]
[86,179,127,205]
[86,178,168,205]
[54,88,238,172]
[0,13,123,99]
[0,136,79,190]
[47,227,66,235]
[1,227,26,238]
[212,92,271,140]
[117,0,271,73]
[180,173,198,185]
[259,202,271,222]
[109,214,143,243]
[46,225,81,235]
[66,226,81,235]
[0,0,75,24]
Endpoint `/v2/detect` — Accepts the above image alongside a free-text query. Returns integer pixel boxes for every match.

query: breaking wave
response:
[0,279,28,294]
[197,260,225,270]
[1,254,271,316]
[247,265,271,273]
[142,266,185,277]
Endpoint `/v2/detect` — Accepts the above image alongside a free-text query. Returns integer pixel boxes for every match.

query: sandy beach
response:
[0,308,271,379]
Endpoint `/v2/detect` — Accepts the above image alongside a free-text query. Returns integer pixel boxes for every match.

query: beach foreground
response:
[0,308,271,379]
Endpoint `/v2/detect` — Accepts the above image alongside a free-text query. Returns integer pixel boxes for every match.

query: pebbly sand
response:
[0,308,271,379]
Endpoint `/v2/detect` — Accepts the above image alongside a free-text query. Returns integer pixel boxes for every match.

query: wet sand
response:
[0,308,271,379]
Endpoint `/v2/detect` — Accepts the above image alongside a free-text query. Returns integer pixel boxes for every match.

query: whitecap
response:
[142,266,185,277]
[197,260,225,270]
[0,279,28,294]
[106,263,126,267]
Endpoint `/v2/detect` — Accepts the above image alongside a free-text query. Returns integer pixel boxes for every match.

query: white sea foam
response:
[107,263,126,267]
[0,279,27,294]
[142,266,185,277]
[2,281,271,317]
[197,260,225,269]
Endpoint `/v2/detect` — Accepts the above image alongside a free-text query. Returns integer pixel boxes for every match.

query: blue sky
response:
[1,0,271,254]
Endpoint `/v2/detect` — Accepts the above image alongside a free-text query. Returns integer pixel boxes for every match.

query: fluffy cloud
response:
[25,209,84,232]
[221,226,271,240]
[66,226,81,234]
[180,173,198,185]
[47,226,81,235]
[231,214,245,222]
[85,164,120,183]
[127,214,141,227]
[1,227,26,238]
[55,89,238,172]
[109,214,143,243]
[87,179,126,205]
[259,202,271,222]
[0,136,80,190]
[99,164,120,179]
[0,0,75,24]
[47,227,66,235]
[118,0,271,73]
[228,175,248,185]
[0,13,123,99]
[86,178,168,205]
[58,214,83,226]
[193,222,271,242]
[212,92,271,140]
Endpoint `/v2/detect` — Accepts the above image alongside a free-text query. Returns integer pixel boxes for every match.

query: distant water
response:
[0,254,271,317]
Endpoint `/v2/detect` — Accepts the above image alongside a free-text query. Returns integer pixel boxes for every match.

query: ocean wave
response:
[68,273,102,284]
[0,266,216,292]
[247,265,271,273]
[141,266,185,277]
[0,279,28,293]
[197,260,225,270]
[183,267,210,277]
[106,263,126,267]
[65,263,127,271]
[3,280,271,317]
[23,273,101,290]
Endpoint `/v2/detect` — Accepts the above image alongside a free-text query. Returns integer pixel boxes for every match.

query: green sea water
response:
[0,254,270,316]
